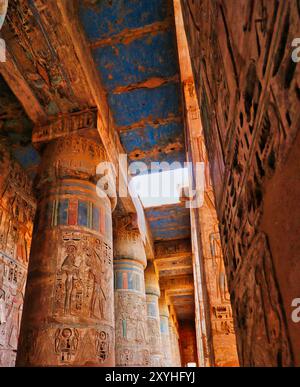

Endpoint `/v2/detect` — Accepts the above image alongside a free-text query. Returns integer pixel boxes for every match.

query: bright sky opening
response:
[131,167,190,208]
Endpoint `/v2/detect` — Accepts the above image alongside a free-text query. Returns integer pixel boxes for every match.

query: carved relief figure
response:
[217,258,230,304]
[210,231,230,303]
[117,295,129,341]
[86,247,106,319]
[115,291,148,366]
[147,319,160,346]
[53,233,112,323]
[133,303,147,344]
[5,284,24,349]
[60,244,80,315]
[0,288,5,324]
[116,292,148,345]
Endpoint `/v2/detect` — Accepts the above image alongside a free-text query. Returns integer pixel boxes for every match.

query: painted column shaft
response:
[114,260,149,366]
[17,135,116,366]
[113,215,149,366]
[158,293,172,367]
[145,261,163,366]
[169,320,181,367]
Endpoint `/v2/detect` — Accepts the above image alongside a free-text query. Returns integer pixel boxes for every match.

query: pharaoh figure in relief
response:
[53,233,112,323]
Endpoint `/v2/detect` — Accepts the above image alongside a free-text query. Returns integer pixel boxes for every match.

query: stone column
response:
[158,291,172,367]
[16,134,116,366]
[145,261,163,366]
[169,319,181,367]
[113,213,149,366]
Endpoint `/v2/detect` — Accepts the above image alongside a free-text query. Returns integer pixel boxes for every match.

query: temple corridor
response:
[0,0,299,367]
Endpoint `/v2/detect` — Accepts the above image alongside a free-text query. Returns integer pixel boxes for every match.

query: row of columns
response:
[15,133,181,367]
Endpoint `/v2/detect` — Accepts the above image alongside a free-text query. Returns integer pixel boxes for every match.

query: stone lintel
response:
[32,108,98,146]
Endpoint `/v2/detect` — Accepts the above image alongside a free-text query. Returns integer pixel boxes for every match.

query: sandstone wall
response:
[179,321,198,366]
[0,145,36,366]
[181,0,300,366]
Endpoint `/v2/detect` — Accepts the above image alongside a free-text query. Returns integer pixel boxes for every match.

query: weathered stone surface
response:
[0,145,36,367]
[173,0,239,366]
[114,288,149,367]
[181,0,300,366]
[155,239,193,279]
[32,109,98,145]
[2,0,94,115]
[198,190,239,367]
[16,134,115,366]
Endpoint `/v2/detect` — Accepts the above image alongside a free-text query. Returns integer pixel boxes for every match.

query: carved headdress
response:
[0,0,8,30]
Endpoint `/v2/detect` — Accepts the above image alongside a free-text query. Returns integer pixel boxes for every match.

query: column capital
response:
[145,261,160,297]
[113,212,139,234]
[35,133,117,210]
[159,290,169,318]
[113,212,146,267]
[37,134,107,183]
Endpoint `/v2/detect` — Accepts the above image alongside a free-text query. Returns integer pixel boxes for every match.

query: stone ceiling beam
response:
[157,263,192,273]
[155,254,193,271]
[118,116,182,134]
[0,51,47,123]
[160,274,194,292]
[155,251,191,261]
[155,238,191,258]
[167,289,194,296]
[89,18,173,49]
[32,108,98,146]
[112,75,179,94]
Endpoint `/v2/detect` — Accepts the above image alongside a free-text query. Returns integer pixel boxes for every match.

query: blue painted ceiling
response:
[145,202,191,241]
[79,0,186,170]
[0,1,190,241]
[80,0,189,240]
